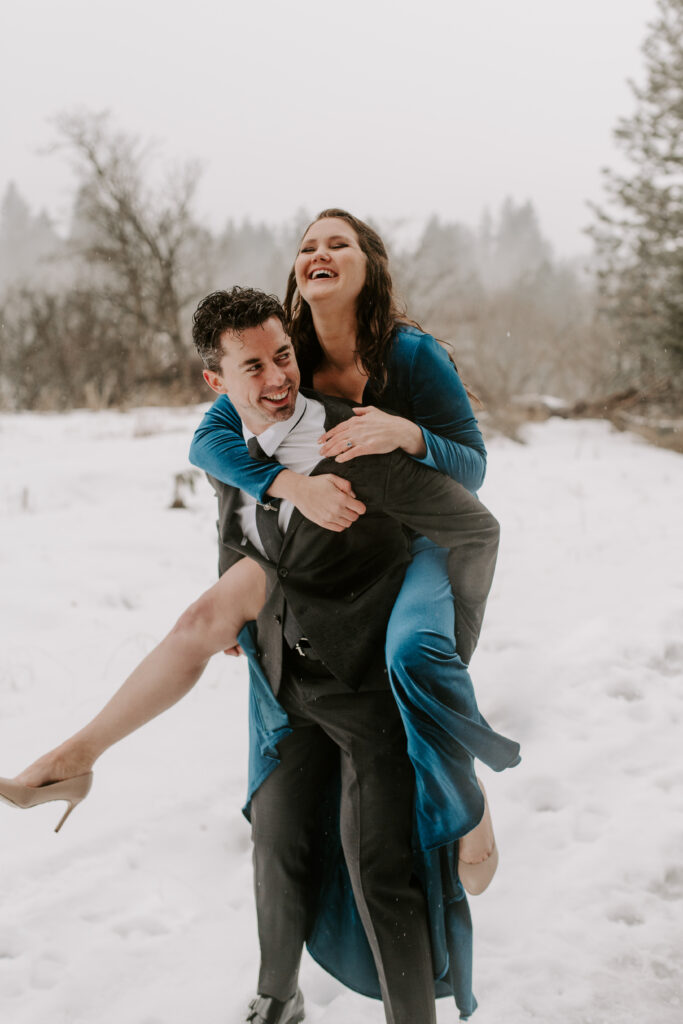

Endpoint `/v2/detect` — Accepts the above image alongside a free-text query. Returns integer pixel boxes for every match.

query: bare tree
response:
[55,110,210,393]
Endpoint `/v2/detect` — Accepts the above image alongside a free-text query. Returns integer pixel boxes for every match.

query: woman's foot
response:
[13,739,95,789]
[458,778,499,895]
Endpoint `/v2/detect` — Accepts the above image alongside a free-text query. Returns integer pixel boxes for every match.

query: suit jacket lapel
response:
[279,455,344,559]
[278,393,355,559]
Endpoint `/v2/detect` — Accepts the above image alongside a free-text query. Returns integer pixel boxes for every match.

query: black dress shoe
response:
[246,988,304,1024]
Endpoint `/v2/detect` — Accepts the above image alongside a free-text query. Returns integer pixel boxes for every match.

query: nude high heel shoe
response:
[0,773,93,832]
[457,778,499,895]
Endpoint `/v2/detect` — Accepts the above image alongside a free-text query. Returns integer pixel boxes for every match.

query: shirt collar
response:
[242,391,308,457]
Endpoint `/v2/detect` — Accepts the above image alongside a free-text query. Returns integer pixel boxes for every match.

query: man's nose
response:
[264,362,287,387]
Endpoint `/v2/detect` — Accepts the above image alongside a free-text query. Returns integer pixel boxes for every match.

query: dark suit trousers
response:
[250,663,436,1024]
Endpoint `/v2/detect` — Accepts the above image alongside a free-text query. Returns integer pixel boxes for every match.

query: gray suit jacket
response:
[209,392,499,694]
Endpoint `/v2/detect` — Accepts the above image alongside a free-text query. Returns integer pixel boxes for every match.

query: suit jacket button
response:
[274,613,282,624]
[278,567,288,578]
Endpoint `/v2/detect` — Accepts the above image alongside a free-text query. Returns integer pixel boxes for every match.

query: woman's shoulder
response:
[388,323,452,373]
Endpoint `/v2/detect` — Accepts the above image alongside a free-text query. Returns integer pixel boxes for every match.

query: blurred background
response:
[1,0,680,444]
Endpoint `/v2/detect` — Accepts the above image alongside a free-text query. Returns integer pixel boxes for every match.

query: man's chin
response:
[259,400,296,423]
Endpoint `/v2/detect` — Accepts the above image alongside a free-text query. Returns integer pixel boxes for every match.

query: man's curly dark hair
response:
[192,287,287,372]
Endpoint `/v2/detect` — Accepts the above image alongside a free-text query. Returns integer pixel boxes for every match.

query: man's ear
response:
[203,368,227,394]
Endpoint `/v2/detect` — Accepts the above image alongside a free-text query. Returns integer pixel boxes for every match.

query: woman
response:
[189,209,520,861]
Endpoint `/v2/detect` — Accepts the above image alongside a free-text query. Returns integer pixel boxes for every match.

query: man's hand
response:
[269,470,366,531]
[318,407,427,462]
[223,644,244,657]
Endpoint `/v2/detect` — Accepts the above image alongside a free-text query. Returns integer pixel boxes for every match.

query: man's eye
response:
[246,365,261,374]
[276,354,291,363]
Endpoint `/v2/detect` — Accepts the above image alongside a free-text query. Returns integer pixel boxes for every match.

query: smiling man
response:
[202,313,300,425]
[191,287,504,1024]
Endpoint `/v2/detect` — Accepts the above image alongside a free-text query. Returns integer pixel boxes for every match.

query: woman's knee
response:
[386,622,457,679]
[170,595,220,650]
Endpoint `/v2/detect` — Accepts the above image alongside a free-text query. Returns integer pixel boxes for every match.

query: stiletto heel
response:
[0,772,93,832]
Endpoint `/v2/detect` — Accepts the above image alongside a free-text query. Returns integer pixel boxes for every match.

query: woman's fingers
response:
[333,444,368,463]
[223,644,244,657]
[319,407,398,460]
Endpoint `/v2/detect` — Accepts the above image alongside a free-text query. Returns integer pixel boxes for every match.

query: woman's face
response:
[294,217,367,310]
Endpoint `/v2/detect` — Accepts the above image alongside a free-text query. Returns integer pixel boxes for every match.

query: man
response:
[192,287,501,1024]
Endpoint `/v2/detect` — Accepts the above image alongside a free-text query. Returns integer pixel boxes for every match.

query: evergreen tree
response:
[0,183,62,293]
[590,0,683,385]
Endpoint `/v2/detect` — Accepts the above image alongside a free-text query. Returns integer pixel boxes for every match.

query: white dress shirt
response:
[237,392,327,557]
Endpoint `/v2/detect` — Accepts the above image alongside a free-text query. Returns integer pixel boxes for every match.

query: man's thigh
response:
[292,688,415,859]
[249,714,338,842]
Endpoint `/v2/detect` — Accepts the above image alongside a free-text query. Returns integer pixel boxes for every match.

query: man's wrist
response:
[267,469,301,502]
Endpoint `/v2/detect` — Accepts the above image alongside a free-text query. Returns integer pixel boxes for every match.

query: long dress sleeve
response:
[382,328,487,493]
[189,395,282,503]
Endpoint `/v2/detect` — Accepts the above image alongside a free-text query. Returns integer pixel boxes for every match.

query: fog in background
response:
[1,0,656,257]
[3,0,680,440]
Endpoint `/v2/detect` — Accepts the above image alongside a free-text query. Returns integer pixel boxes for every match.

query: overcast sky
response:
[1,0,657,257]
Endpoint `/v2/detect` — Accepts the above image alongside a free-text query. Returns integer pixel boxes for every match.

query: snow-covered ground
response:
[0,407,681,1024]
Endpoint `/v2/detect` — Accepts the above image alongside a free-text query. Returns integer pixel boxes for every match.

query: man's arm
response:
[191,395,365,531]
[377,452,500,665]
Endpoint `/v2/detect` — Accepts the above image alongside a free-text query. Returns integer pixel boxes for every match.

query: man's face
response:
[203,317,300,433]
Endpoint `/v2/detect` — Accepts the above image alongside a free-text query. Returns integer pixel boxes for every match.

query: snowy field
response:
[0,406,681,1024]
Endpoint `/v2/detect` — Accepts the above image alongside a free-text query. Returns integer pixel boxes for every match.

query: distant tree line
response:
[2,0,682,430]
[0,124,611,416]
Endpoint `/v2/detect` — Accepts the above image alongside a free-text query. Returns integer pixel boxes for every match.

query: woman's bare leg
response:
[14,558,266,787]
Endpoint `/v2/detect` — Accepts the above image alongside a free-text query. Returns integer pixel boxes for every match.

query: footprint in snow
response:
[112,915,171,939]
[29,950,67,990]
[649,865,683,902]
[606,904,644,926]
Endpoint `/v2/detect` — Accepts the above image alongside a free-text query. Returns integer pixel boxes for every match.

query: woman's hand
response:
[318,407,427,462]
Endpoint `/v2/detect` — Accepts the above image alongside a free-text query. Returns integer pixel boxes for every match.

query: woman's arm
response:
[319,331,487,493]
[404,332,487,491]
[14,558,266,787]
[190,396,281,502]
[190,394,366,531]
